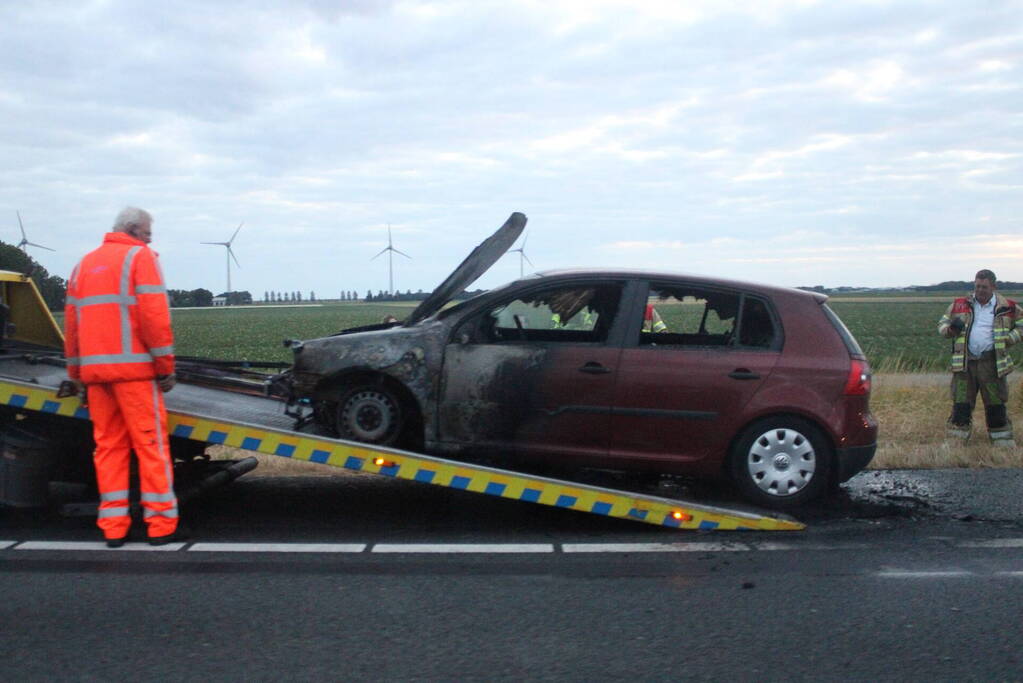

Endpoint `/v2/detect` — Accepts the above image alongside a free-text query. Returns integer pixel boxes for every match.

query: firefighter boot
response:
[946,402,972,443]
[986,405,1015,448]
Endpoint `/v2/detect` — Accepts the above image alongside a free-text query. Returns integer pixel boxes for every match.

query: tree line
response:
[167,290,253,307]
[363,288,487,302]
[800,280,1023,294]
[0,242,67,310]
[263,291,319,303]
[910,280,1023,291]
[257,288,487,303]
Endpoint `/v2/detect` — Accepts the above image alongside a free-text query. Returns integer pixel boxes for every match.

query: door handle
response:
[579,362,612,375]
[729,369,760,380]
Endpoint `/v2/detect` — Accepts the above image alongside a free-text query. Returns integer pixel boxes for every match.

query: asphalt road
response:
[2,469,1023,680]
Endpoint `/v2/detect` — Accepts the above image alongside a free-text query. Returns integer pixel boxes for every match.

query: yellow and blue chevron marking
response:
[0,378,805,532]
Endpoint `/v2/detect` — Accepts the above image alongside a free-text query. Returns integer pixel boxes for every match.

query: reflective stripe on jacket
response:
[644,304,667,332]
[64,232,175,383]
[938,292,1022,378]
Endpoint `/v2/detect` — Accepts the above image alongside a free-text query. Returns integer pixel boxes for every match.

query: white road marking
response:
[876,570,973,578]
[15,541,186,552]
[744,542,870,551]
[747,542,797,551]
[4,537,1023,555]
[372,543,554,553]
[562,542,748,553]
[994,571,1023,577]
[188,543,366,553]
[561,542,871,553]
[957,538,1023,548]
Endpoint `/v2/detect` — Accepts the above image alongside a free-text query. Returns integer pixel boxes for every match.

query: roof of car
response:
[529,268,828,302]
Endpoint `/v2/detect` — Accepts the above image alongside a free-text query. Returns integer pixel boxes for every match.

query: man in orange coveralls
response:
[64,207,180,547]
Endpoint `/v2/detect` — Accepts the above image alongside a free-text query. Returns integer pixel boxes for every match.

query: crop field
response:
[169,303,417,362]
[829,296,1023,372]
[163,294,1023,373]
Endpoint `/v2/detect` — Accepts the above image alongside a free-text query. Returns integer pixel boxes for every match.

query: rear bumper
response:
[835,443,876,483]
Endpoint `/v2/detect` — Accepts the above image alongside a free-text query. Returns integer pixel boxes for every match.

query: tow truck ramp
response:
[0,369,803,532]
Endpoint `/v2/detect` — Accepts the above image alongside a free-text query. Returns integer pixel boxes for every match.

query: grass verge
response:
[870,373,1022,468]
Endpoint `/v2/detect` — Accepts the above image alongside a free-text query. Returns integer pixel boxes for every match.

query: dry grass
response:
[870,373,1023,468]
[208,373,1023,476]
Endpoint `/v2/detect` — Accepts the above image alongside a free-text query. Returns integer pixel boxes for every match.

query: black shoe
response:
[105,536,127,548]
[148,527,189,546]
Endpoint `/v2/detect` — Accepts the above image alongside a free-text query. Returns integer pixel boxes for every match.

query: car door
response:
[610,282,781,468]
[438,280,626,466]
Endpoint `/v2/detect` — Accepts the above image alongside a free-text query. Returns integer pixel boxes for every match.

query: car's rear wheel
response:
[729,417,831,508]
[336,383,404,446]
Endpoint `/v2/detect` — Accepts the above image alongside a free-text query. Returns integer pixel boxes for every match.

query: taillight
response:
[844,358,871,396]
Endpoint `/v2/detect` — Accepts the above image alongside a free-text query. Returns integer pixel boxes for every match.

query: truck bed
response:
[0,354,296,433]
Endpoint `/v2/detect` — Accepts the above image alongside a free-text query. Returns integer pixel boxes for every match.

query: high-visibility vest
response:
[65,232,175,384]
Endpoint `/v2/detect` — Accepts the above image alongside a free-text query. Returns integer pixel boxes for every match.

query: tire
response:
[335,383,405,446]
[729,417,831,508]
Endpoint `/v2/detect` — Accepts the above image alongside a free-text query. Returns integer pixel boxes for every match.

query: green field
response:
[169,304,417,363]
[828,301,990,372]
[829,291,1023,372]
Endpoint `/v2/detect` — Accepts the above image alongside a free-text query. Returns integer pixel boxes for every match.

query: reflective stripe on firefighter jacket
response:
[64,232,175,383]
[644,304,667,332]
[551,310,594,329]
[938,292,1023,378]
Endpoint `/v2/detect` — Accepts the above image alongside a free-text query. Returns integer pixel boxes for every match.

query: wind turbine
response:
[371,224,411,295]
[508,232,533,277]
[201,222,243,295]
[15,212,54,254]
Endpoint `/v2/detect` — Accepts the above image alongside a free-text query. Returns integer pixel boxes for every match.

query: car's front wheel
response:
[335,383,405,446]
[729,417,831,508]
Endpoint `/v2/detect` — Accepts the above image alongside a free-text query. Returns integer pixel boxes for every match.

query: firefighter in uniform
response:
[938,269,1022,446]
[64,207,180,546]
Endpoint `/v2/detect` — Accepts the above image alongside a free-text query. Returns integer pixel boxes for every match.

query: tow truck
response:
[0,263,803,533]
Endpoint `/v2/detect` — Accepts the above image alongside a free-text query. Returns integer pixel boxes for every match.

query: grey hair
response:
[112,206,153,233]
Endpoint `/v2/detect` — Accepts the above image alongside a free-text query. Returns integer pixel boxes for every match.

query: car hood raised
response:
[405,212,527,326]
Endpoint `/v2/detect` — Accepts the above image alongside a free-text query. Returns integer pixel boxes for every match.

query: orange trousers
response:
[87,380,178,540]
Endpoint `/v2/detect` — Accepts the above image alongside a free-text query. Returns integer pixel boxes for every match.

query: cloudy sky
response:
[1,1,1020,298]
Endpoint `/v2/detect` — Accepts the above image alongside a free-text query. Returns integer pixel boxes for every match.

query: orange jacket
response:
[65,232,175,384]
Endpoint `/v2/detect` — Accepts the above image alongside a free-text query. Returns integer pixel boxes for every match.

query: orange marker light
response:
[672,511,692,522]
[373,458,395,467]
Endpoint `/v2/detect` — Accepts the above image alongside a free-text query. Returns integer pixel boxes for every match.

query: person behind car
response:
[938,269,1022,446]
[643,303,667,332]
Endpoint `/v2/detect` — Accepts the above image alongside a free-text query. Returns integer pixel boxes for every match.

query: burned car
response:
[276,212,877,507]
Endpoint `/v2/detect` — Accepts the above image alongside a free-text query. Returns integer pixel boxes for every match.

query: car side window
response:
[637,285,777,349]
[638,285,739,347]
[471,284,621,344]
[737,297,776,348]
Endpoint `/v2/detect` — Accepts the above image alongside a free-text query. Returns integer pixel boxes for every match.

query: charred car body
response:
[274,213,877,507]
